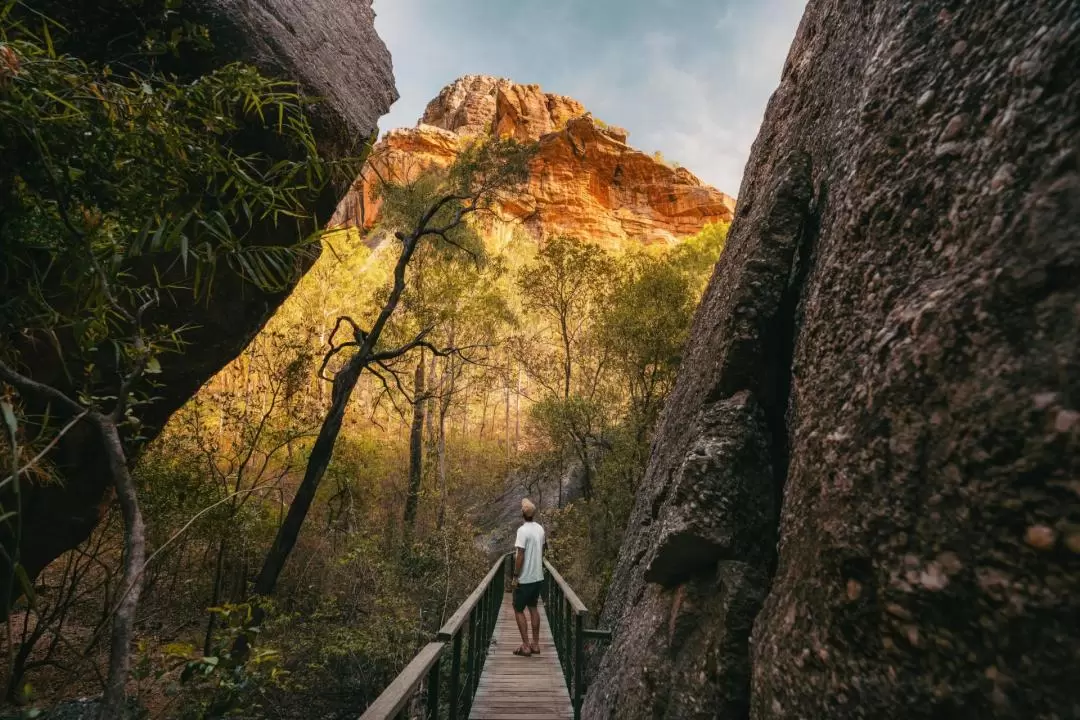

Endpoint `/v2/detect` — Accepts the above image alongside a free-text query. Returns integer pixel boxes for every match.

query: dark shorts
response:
[513,580,543,612]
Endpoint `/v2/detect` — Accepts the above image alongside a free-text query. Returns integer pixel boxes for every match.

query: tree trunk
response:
[436,358,453,531]
[559,316,572,400]
[403,356,425,534]
[250,364,360,599]
[99,416,146,720]
[479,390,489,439]
[203,537,228,655]
[436,402,448,530]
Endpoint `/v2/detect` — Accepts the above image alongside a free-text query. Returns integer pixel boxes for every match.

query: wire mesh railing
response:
[359,553,508,720]
[541,559,611,720]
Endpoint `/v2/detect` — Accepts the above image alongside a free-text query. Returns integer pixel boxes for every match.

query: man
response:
[511,497,545,656]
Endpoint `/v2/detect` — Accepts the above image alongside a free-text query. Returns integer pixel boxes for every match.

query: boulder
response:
[586,1,1080,718]
[0,0,396,605]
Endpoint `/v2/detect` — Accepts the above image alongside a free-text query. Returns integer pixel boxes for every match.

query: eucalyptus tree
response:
[244,138,535,613]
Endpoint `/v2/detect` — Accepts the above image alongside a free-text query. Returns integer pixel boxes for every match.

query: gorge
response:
[1,0,1077,718]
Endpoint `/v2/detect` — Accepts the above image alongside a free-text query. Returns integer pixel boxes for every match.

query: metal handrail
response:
[358,643,444,720]
[359,551,611,720]
[541,558,611,720]
[360,553,510,720]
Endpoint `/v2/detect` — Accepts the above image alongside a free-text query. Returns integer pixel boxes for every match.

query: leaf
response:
[163,642,196,659]
[180,233,189,273]
[41,20,54,58]
[149,219,167,253]
[145,357,162,374]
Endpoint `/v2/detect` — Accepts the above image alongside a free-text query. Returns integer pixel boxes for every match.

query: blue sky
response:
[372,0,807,195]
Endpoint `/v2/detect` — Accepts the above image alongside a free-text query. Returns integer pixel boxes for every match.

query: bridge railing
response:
[360,551,610,720]
[542,559,611,720]
[359,553,509,720]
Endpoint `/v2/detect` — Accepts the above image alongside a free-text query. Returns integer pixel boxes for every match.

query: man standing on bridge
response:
[511,497,545,656]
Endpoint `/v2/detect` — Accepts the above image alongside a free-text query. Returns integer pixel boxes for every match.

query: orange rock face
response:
[332,75,735,248]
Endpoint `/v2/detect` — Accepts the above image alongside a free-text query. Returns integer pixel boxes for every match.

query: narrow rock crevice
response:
[759,184,823,579]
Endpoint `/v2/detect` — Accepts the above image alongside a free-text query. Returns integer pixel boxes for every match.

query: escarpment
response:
[0,0,396,605]
[585,1,1080,718]
[333,75,736,248]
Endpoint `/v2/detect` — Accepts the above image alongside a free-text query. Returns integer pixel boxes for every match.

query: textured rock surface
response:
[1,0,396,600]
[202,0,397,152]
[586,1,1080,718]
[421,75,585,141]
[24,0,397,153]
[333,76,736,248]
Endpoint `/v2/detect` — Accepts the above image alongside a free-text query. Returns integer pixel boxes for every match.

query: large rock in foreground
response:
[333,75,736,248]
[1,0,396,604]
[586,1,1079,718]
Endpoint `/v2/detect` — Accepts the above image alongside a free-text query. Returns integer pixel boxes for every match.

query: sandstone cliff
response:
[586,1,1079,718]
[333,75,735,248]
[0,1,396,603]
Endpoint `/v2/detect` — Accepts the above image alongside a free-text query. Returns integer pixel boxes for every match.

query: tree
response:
[516,236,614,401]
[243,138,535,622]
[402,354,425,534]
[516,236,614,501]
[598,254,697,433]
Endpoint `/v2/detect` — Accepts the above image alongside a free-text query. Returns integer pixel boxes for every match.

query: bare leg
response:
[528,606,541,653]
[514,610,531,654]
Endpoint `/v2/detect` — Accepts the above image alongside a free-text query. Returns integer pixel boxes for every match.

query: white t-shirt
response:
[514,521,546,584]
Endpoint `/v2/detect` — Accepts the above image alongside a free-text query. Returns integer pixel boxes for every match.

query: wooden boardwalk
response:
[469,595,573,720]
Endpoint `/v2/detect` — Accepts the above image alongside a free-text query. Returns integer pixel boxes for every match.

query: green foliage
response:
[373,137,535,262]
[159,602,287,718]
[0,17,343,417]
[516,235,615,398]
[672,221,729,290]
[598,253,696,427]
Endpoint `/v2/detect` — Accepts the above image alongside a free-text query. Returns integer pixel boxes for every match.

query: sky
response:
[372,0,808,196]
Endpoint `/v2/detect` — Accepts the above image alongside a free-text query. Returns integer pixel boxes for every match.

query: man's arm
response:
[514,547,524,584]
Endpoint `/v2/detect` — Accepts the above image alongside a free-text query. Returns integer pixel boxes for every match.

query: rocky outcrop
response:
[0,1,396,603]
[586,1,1079,718]
[421,75,585,141]
[333,76,735,248]
[24,0,397,154]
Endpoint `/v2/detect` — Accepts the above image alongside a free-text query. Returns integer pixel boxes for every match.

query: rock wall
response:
[585,1,1079,718]
[1,0,396,602]
[332,76,736,248]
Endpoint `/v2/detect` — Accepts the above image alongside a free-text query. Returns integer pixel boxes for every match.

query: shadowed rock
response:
[0,0,396,606]
[586,1,1080,718]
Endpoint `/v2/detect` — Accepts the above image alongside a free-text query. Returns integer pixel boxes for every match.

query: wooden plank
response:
[468,596,573,720]
[360,642,444,720]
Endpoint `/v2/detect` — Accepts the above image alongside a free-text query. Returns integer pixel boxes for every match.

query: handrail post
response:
[448,631,462,720]
[464,608,476,717]
[574,612,585,720]
[562,600,571,690]
[426,653,440,720]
